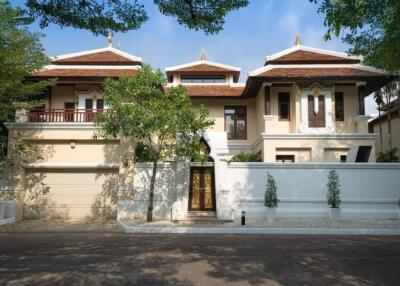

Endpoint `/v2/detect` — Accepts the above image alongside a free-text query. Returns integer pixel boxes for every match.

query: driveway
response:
[0,233,399,285]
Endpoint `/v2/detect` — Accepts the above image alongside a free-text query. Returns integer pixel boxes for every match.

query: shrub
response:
[264,172,279,208]
[377,148,399,162]
[230,152,261,162]
[327,170,341,208]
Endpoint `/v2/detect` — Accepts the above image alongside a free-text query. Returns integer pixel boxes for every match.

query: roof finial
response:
[200,48,206,61]
[107,32,113,47]
[295,34,301,46]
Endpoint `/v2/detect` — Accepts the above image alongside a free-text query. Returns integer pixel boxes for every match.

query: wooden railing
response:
[26,109,104,123]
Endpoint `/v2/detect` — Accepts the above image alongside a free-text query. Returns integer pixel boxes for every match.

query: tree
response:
[22,0,249,36]
[327,170,341,208]
[264,173,279,208]
[95,65,214,222]
[311,0,400,71]
[0,1,52,161]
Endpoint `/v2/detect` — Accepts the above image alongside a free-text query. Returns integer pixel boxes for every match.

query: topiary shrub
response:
[264,172,279,208]
[230,152,261,162]
[327,170,341,208]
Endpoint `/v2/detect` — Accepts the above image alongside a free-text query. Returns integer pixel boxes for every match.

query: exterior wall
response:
[50,84,103,109]
[333,85,358,133]
[371,115,400,158]
[226,163,400,220]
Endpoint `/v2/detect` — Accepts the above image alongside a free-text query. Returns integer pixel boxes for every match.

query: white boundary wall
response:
[225,163,400,220]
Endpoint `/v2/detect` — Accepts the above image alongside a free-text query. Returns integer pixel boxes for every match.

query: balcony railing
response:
[26,109,104,123]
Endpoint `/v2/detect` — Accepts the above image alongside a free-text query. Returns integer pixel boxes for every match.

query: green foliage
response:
[326,170,341,208]
[376,148,399,163]
[95,64,214,221]
[0,1,53,159]
[264,172,279,208]
[230,152,261,162]
[22,0,249,36]
[311,0,400,71]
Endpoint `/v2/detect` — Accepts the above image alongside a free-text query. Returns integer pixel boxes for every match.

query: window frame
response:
[278,92,291,121]
[335,92,345,121]
[276,155,295,163]
[224,106,247,140]
[180,74,226,83]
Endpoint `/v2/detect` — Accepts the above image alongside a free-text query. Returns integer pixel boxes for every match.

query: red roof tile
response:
[30,68,137,78]
[165,85,244,97]
[52,51,141,65]
[266,50,360,65]
[256,67,382,78]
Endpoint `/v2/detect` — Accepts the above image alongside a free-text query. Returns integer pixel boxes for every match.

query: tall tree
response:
[0,1,52,161]
[23,0,249,36]
[95,65,214,222]
[311,0,400,71]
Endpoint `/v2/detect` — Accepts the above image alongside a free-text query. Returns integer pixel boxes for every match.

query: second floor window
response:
[181,74,226,83]
[225,106,247,140]
[278,93,290,120]
[335,92,344,121]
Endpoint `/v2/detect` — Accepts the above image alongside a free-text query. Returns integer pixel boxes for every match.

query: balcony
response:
[16,109,104,123]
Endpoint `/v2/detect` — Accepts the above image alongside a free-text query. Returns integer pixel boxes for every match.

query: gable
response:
[52,51,141,65]
[265,50,361,65]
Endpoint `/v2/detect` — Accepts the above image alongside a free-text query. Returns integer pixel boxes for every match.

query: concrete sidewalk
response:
[119,218,400,235]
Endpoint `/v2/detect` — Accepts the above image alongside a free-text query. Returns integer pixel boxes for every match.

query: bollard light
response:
[241,211,246,226]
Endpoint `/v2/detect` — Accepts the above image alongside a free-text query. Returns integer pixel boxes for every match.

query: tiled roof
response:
[52,51,140,65]
[165,85,244,97]
[266,50,360,65]
[256,67,383,78]
[30,68,137,78]
[170,63,238,73]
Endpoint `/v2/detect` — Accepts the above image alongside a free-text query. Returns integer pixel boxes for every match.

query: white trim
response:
[165,59,241,72]
[50,46,142,62]
[166,82,246,87]
[40,65,140,70]
[249,63,387,77]
[260,133,378,140]
[265,45,361,63]
[4,122,100,130]
[228,162,400,169]
[23,163,119,169]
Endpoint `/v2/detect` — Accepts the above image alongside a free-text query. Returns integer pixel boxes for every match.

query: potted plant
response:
[327,170,341,222]
[264,172,279,222]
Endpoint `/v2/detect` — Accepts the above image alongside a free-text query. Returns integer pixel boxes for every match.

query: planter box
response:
[329,208,341,222]
[265,208,276,222]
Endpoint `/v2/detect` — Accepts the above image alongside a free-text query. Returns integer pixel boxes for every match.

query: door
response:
[64,102,75,122]
[189,167,216,211]
[85,99,94,122]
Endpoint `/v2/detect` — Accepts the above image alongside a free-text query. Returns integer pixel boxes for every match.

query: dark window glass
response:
[276,155,295,163]
[97,99,104,110]
[340,155,347,163]
[224,106,247,140]
[278,93,290,120]
[355,146,372,163]
[335,92,344,121]
[181,74,226,83]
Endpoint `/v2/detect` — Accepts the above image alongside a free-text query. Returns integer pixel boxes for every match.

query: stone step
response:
[172,218,232,225]
[187,211,216,217]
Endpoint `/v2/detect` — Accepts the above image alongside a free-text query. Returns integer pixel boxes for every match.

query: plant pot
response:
[329,207,341,222]
[0,202,6,220]
[265,207,276,222]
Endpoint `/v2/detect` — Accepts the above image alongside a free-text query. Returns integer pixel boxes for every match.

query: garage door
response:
[24,169,119,219]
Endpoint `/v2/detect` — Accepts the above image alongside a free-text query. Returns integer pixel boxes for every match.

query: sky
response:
[11,0,377,114]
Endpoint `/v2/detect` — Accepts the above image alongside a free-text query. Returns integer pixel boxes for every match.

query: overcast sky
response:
[11,0,378,115]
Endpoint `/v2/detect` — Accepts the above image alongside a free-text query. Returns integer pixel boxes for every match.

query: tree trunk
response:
[147,160,158,222]
[386,95,393,150]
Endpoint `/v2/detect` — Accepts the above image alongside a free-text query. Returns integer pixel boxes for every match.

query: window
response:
[340,155,347,163]
[278,93,290,120]
[355,146,372,163]
[224,106,247,140]
[335,92,344,121]
[276,155,295,163]
[181,74,226,83]
[308,95,326,127]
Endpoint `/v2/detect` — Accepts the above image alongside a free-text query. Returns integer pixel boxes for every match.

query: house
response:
[369,97,400,159]
[4,36,396,220]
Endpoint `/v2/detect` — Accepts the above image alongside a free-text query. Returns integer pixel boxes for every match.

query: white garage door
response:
[24,169,119,219]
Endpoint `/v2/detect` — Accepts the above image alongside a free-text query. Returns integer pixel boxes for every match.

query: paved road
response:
[0,233,399,285]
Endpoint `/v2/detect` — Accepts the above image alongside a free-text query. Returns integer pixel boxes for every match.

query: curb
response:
[117,220,400,236]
